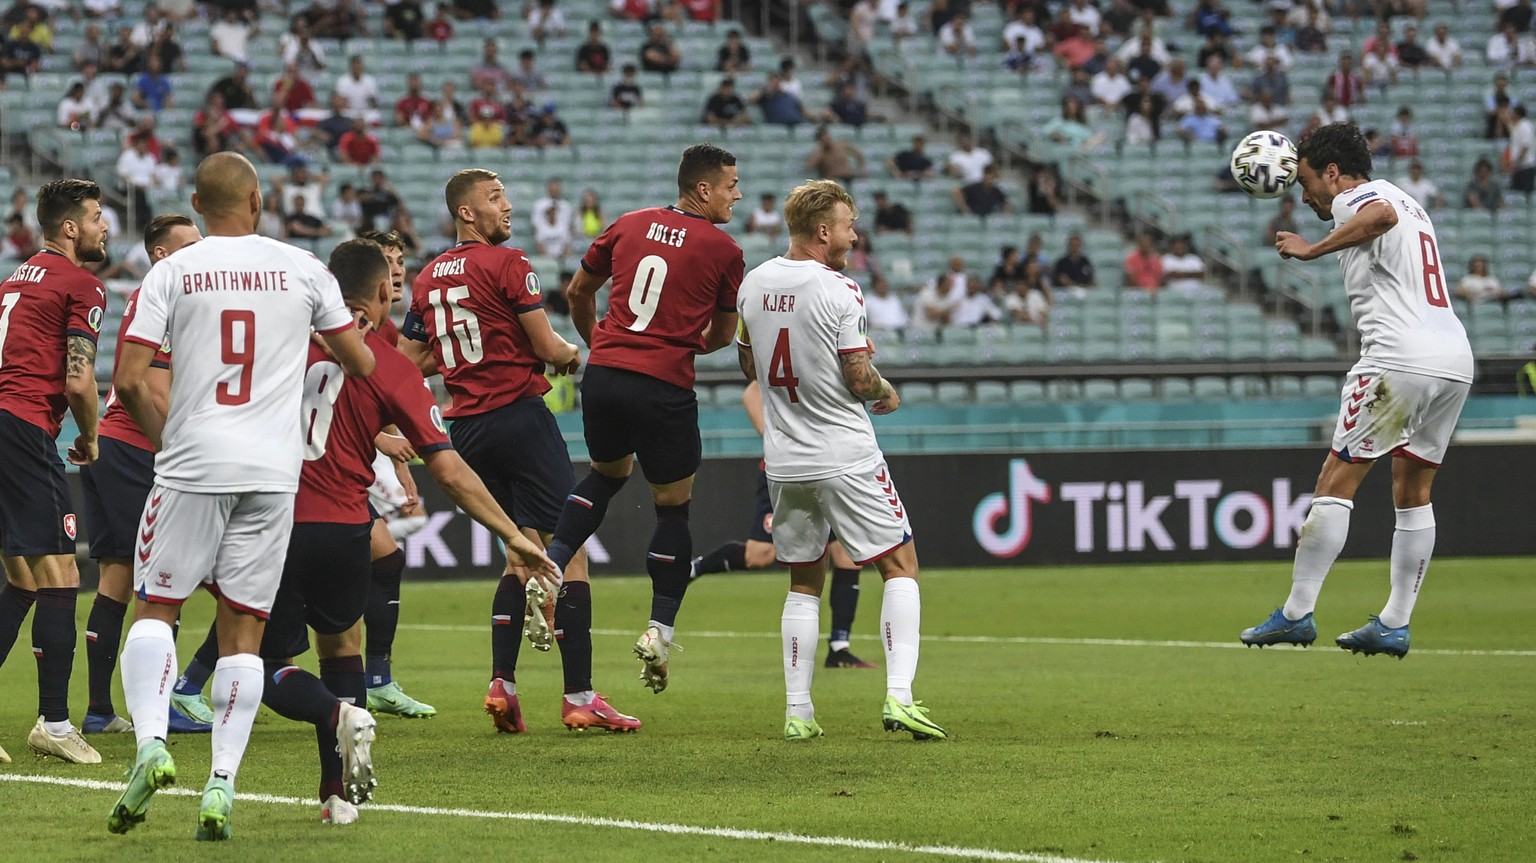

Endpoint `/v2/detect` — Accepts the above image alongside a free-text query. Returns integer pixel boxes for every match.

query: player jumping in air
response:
[108,152,375,840]
[403,169,639,733]
[0,178,109,765]
[736,179,946,741]
[546,143,745,694]
[80,214,214,737]
[1241,122,1474,658]
[690,380,876,669]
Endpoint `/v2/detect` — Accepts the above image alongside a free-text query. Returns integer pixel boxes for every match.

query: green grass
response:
[2,558,1534,863]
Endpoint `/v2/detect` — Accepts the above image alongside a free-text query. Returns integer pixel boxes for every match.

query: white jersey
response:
[124,234,354,494]
[737,257,882,482]
[1331,179,1473,383]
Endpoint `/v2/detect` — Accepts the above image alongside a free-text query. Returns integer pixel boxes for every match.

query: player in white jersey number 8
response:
[1241,123,1474,659]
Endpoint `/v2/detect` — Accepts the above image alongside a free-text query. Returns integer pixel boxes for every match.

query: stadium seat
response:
[974,381,1010,403]
[1118,378,1155,400]
[1160,378,1194,401]
[1304,376,1342,399]
[1008,380,1047,402]
[901,382,937,404]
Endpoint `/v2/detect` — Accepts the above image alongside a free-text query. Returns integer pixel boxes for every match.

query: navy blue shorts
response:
[261,521,373,660]
[450,396,573,534]
[0,410,77,556]
[81,436,155,560]
[580,365,700,486]
[748,466,773,543]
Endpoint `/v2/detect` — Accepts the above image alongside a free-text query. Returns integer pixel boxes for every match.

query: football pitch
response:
[1,558,1532,863]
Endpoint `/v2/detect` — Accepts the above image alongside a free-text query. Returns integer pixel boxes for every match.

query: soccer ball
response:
[1229,131,1299,199]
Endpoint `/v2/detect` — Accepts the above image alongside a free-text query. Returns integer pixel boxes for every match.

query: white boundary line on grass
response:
[0,774,1130,863]
[397,624,1536,657]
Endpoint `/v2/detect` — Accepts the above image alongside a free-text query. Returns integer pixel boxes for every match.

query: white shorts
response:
[768,462,912,566]
[367,450,407,515]
[133,485,296,618]
[1330,363,1470,467]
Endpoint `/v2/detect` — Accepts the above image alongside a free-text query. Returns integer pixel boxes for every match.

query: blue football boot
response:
[1240,608,1317,647]
[1336,616,1410,658]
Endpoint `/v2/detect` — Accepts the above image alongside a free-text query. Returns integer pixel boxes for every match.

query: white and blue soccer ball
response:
[1229,131,1299,199]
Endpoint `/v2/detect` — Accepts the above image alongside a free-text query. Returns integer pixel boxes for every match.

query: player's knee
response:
[97,560,134,603]
[654,500,691,524]
[582,468,630,497]
[28,553,80,589]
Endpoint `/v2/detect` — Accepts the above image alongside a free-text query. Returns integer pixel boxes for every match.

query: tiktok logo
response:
[972,459,1052,558]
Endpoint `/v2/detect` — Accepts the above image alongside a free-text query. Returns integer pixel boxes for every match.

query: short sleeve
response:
[382,358,453,454]
[123,265,172,350]
[716,243,745,311]
[835,281,869,355]
[309,264,354,335]
[502,252,544,313]
[1332,185,1383,224]
[66,274,106,344]
[581,218,618,278]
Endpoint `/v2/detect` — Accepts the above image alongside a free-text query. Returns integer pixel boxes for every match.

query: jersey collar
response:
[666,205,709,221]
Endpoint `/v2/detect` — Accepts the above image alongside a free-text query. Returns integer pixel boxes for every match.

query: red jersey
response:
[99,287,172,451]
[405,241,549,418]
[0,251,105,438]
[376,314,401,348]
[296,328,451,524]
[682,0,719,22]
[581,206,743,390]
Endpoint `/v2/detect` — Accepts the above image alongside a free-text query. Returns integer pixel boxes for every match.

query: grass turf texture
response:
[0,558,1532,863]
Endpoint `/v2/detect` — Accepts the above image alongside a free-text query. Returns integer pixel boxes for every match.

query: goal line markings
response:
[397,624,1536,657]
[0,774,1130,863]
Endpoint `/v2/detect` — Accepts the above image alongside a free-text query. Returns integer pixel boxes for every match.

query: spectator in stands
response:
[577,21,610,74]
[1362,37,1398,93]
[506,115,538,148]
[476,78,512,122]
[1249,89,1288,133]
[527,0,567,41]
[1245,26,1293,71]
[191,90,233,155]
[1195,31,1233,70]
[640,23,681,73]
[276,163,326,220]
[822,81,883,127]
[5,214,38,260]
[334,54,379,119]
[272,62,316,111]
[470,39,511,93]
[916,257,970,327]
[1060,67,1094,108]
[132,56,173,114]
[1502,0,1534,32]
[532,178,572,236]
[989,245,1026,295]
[1457,256,1506,303]
[1487,21,1536,68]
[847,0,876,51]
[888,134,935,181]
[257,192,285,239]
[255,96,303,166]
[1052,234,1096,296]
[435,80,465,123]
[208,9,253,63]
[1026,167,1063,216]
[805,126,865,185]
[77,62,111,114]
[682,0,719,23]
[126,115,163,158]
[535,103,570,147]
[946,131,993,183]
[1463,158,1503,211]
[954,164,1010,217]
[1387,106,1417,158]
[1003,6,1046,62]
[74,23,105,70]
[872,190,911,234]
[311,93,352,151]
[1261,197,1299,245]
[385,0,425,41]
[104,25,143,75]
[1090,58,1132,110]
[1509,105,1536,196]
[1324,51,1364,107]
[394,72,431,127]
[1396,160,1443,209]
[1124,86,1161,145]
[1119,33,1166,83]
[533,199,575,259]
[610,63,643,109]
[1425,23,1462,70]
[312,0,369,42]
[1395,23,1429,69]
[208,62,256,111]
[1161,235,1205,293]
[7,4,49,51]
[450,0,500,20]
[1043,97,1098,149]
[1178,98,1224,146]
[1247,56,1289,105]
[416,102,464,151]
[925,0,955,34]
[426,5,454,41]
[466,104,505,148]
[57,82,92,130]
[703,24,749,72]
[280,17,326,75]
[284,195,332,244]
[149,22,185,72]
[778,57,804,100]
[1146,55,1185,105]
[938,12,979,58]
[1192,0,1233,37]
[952,278,1004,327]
[1123,232,1163,293]
[889,1,918,44]
[576,188,605,238]
[750,73,803,126]
[358,169,403,232]
[337,118,381,166]
[116,134,157,230]
[746,193,781,239]
[511,49,548,91]
[1196,56,1240,114]
[701,77,749,130]
[610,0,650,21]
[1005,258,1051,329]
[865,274,910,334]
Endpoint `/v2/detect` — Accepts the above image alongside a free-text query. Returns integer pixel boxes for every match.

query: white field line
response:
[396,624,1536,657]
[0,774,1131,863]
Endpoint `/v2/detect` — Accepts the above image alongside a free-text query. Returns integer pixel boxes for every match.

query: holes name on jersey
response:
[645,222,688,248]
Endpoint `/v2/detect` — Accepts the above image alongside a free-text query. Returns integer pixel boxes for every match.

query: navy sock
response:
[828,568,861,645]
[365,549,405,687]
[319,655,366,708]
[694,541,746,578]
[33,587,77,722]
[85,595,128,715]
[549,470,629,571]
[490,574,525,682]
[555,581,593,694]
[646,502,692,627]
[263,660,343,802]
[0,582,36,667]
[174,624,220,695]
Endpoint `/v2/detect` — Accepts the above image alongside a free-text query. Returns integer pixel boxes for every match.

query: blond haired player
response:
[736,179,946,741]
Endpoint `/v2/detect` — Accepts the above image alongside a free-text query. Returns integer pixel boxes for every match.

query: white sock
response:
[880,578,921,705]
[564,690,595,706]
[1380,505,1434,628]
[1283,496,1353,620]
[120,618,177,750]
[649,620,675,643]
[782,592,820,721]
[494,677,516,696]
[208,654,264,782]
[42,719,72,736]
[828,639,851,653]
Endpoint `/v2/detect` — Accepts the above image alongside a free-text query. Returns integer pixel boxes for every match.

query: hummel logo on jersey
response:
[156,571,173,588]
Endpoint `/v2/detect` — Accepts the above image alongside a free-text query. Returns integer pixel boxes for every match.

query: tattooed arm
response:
[63,334,100,465]
[839,348,900,414]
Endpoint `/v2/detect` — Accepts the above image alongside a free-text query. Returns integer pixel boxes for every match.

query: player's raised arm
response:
[1275,198,1398,261]
[420,449,560,588]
